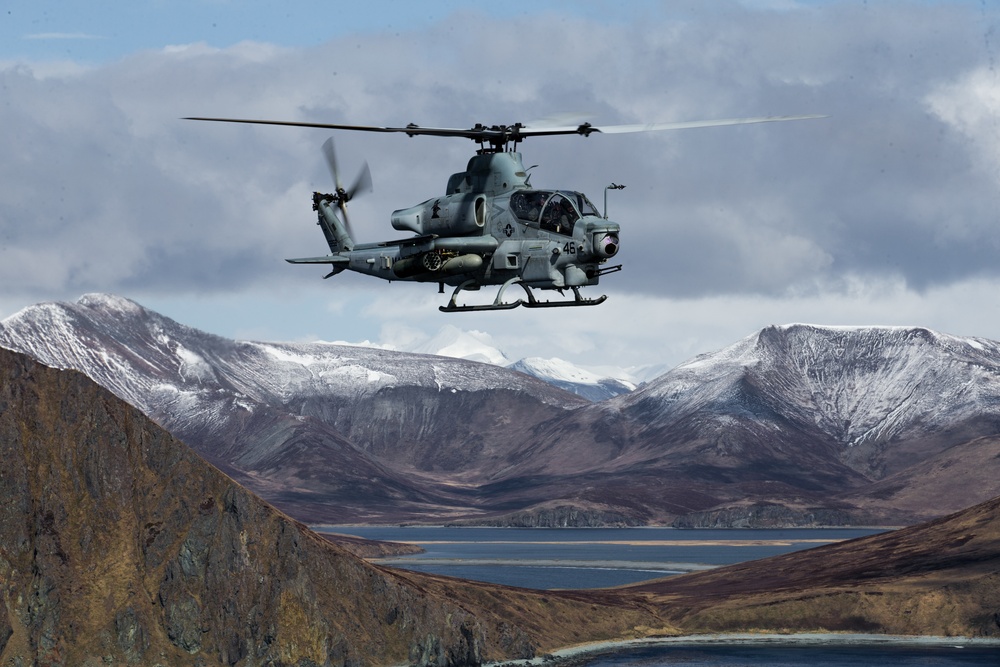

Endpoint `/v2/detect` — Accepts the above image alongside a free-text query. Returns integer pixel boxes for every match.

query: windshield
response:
[539,193,579,235]
[561,191,601,217]
[510,190,549,223]
[511,190,599,223]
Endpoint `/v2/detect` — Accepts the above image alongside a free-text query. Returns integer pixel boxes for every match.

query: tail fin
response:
[313,192,354,252]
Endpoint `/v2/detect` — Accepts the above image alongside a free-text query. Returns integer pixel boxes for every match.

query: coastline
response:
[489,633,1000,666]
[371,557,718,573]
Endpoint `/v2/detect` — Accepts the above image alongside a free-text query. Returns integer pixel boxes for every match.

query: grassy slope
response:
[616,495,1000,637]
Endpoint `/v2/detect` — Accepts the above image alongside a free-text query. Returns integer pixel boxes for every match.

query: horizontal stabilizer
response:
[286,255,350,265]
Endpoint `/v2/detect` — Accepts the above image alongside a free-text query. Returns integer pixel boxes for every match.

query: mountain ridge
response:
[4,294,1000,527]
[5,342,999,666]
[0,343,673,665]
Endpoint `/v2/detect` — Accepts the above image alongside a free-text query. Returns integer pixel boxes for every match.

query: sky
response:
[2,0,1000,375]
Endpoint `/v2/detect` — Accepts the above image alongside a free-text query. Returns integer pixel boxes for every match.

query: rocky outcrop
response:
[670,504,860,528]
[3,345,1000,658]
[450,505,642,528]
[0,346,558,665]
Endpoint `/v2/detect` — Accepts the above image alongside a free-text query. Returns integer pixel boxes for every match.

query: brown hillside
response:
[0,347,660,666]
[4,342,1000,666]
[622,494,1000,637]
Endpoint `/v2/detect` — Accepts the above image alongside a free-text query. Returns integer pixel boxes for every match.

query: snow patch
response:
[254,343,325,367]
[175,344,215,382]
[321,365,396,387]
[411,325,510,365]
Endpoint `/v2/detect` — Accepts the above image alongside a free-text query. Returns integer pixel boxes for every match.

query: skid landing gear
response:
[439,278,607,312]
[440,277,522,312]
[521,285,607,308]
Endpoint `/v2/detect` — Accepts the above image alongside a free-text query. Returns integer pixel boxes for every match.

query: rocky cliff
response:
[2,344,999,664]
[0,346,659,665]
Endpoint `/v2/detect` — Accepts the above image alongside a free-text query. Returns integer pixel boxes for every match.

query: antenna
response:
[604,183,626,219]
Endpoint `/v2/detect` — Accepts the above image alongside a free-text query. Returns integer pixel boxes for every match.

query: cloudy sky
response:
[2,1,999,374]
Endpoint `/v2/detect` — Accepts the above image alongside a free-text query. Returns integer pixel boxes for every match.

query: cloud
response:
[2,2,1000,367]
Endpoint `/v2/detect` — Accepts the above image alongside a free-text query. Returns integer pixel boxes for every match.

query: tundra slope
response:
[4,294,1000,525]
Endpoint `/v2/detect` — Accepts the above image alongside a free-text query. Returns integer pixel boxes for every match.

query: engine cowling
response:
[391,194,487,235]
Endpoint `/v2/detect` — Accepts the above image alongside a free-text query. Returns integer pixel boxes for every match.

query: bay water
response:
[577,640,999,666]
[315,525,883,589]
[314,526,999,665]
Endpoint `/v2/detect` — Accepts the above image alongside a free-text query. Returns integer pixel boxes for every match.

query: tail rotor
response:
[320,137,372,242]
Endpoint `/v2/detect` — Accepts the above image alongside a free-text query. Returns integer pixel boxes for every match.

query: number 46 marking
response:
[563,242,577,255]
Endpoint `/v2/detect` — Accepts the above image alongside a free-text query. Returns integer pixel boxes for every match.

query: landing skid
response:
[439,278,607,312]
[521,285,607,308]
[440,277,523,312]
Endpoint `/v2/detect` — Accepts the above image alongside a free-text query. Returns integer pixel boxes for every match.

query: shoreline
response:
[371,557,718,573]
[489,633,1000,666]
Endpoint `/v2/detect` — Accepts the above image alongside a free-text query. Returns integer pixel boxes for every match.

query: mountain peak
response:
[410,325,510,365]
[77,292,146,313]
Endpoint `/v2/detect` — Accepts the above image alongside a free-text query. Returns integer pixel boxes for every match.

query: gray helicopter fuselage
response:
[308,152,620,290]
[191,112,822,310]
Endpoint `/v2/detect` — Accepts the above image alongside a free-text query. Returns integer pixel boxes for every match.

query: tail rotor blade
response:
[322,137,344,192]
[349,161,372,200]
[336,200,356,241]
[320,135,371,242]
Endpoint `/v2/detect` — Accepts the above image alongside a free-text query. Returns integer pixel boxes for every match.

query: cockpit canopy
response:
[510,190,601,236]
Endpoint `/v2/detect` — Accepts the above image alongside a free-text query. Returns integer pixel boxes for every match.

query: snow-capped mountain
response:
[486,323,1000,525]
[407,325,511,366]
[3,295,1000,527]
[0,294,587,523]
[508,357,636,402]
[404,324,637,400]
[615,324,1000,478]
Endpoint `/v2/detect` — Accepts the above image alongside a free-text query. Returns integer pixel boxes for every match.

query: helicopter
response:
[185,115,823,311]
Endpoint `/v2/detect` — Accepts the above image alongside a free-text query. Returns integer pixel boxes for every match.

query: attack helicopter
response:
[185,115,823,311]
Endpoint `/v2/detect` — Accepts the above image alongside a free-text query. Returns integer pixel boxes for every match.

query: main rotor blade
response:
[186,116,455,136]
[595,115,828,134]
[185,114,827,144]
[518,115,829,137]
[185,116,539,141]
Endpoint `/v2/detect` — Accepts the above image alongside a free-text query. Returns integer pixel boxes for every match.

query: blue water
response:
[312,526,999,665]
[315,526,884,589]
[580,643,998,666]
[392,563,667,589]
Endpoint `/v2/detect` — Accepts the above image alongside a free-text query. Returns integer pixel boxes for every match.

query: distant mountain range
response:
[402,324,640,400]
[5,342,998,664]
[3,293,1000,527]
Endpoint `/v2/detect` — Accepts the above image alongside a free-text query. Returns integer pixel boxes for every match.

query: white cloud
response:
[926,66,1000,174]
[3,2,1000,369]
